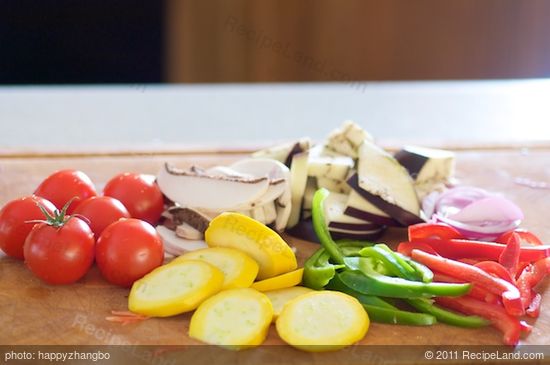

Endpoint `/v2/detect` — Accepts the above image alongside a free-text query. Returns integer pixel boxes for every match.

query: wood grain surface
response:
[0,147,549,363]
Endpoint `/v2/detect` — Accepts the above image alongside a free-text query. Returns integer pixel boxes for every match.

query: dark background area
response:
[1,0,550,84]
[0,0,164,84]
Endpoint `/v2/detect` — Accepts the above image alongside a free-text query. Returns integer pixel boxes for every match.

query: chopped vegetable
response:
[435,296,522,346]
[276,291,369,352]
[189,288,273,350]
[311,188,345,265]
[204,212,297,280]
[171,247,259,289]
[399,237,550,262]
[251,268,304,292]
[264,286,313,320]
[302,247,344,290]
[337,269,470,299]
[326,274,436,326]
[128,260,224,317]
[405,298,489,328]
[423,186,523,240]
[498,232,520,276]
[411,249,523,316]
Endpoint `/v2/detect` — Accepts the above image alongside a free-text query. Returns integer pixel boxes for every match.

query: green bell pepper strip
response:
[406,298,489,328]
[326,271,397,309]
[312,188,345,265]
[302,247,345,290]
[359,246,418,281]
[375,244,416,275]
[327,274,437,325]
[363,305,437,326]
[393,251,434,283]
[337,240,373,257]
[344,256,390,276]
[338,269,471,299]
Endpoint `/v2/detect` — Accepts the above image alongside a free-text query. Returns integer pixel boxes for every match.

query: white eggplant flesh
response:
[287,151,309,228]
[307,156,354,181]
[316,177,351,194]
[357,142,421,216]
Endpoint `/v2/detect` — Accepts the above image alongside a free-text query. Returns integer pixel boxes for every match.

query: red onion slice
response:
[423,186,524,240]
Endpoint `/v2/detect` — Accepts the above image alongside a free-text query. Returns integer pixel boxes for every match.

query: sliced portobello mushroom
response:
[156,226,208,256]
[157,163,270,212]
[175,222,204,240]
[229,158,290,210]
[167,206,211,233]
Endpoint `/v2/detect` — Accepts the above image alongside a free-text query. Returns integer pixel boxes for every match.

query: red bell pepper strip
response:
[474,261,515,284]
[526,293,541,318]
[408,223,463,241]
[496,229,544,246]
[397,241,439,257]
[519,320,533,335]
[433,272,499,304]
[411,249,524,316]
[410,237,550,262]
[435,296,521,346]
[516,258,550,313]
[459,258,483,265]
[515,262,530,280]
[498,232,520,276]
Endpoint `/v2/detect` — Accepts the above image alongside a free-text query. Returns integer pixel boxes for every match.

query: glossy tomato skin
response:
[0,196,57,259]
[24,217,95,285]
[103,173,164,225]
[73,196,131,238]
[34,170,97,214]
[96,218,164,287]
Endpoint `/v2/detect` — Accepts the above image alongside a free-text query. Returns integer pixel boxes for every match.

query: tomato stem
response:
[26,196,78,228]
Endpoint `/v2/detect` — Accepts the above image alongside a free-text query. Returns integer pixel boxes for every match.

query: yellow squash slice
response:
[276,291,369,352]
[171,247,259,289]
[205,212,297,280]
[189,288,273,350]
[264,286,313,320]
[251,268,304,292]
[128,260,223,317]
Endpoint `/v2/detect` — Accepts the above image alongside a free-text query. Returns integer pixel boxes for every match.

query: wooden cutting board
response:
[1,146,549,364]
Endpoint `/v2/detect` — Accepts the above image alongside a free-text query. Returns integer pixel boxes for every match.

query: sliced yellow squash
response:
[128,260,223,317]
[189,288,273,350]
[171,247,259,289]
[276,291,369,352]
[251,268,304,292]
[205,212,297,280]
[264,286,313,320]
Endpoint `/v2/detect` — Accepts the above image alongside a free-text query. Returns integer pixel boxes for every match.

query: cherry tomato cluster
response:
[0,170,165,287]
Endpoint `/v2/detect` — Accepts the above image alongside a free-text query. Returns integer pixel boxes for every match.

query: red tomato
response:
[103,173,164,225]
[24,217,95,285]
[95,218,164,287]
[0,196,56,259]
[34,170,97,214]
[73,196,130,238]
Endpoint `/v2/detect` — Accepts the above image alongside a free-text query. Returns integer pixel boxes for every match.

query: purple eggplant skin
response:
[344,206,401,227]
[328,220,380,231]
[394,148,429,180]
[346,174,425,227]
[286,219,386,243]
